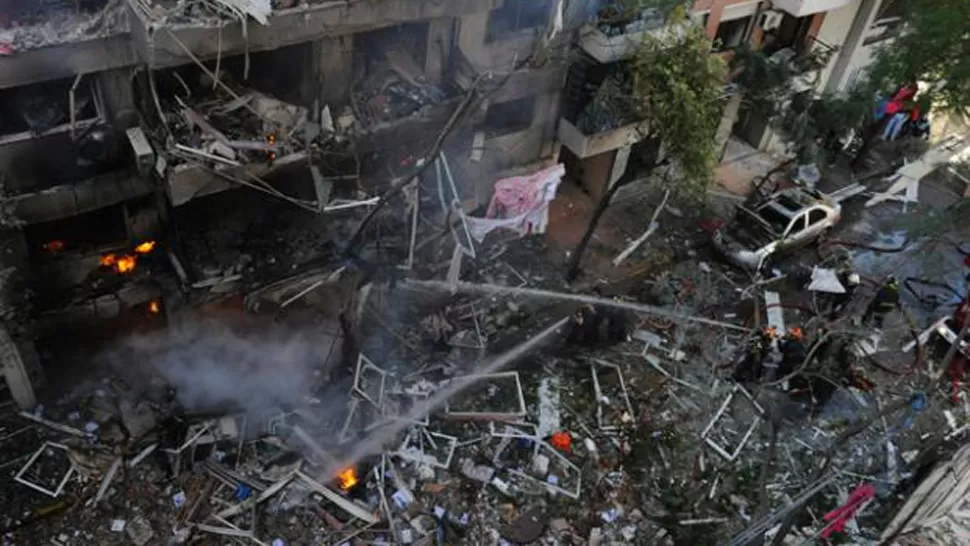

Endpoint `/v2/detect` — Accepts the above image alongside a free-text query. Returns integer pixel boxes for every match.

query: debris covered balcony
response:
[557,60,648,160]
[0,0,135,88]
[349,22,468,155]
[0,75,153,226]
[124,0,502,69]
[576,3,670,64]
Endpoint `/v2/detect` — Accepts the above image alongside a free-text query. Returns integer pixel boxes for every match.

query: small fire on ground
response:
[337,467,358,491]
[99,241,156,274]
[134,241,156,254]
[149,301,161,314]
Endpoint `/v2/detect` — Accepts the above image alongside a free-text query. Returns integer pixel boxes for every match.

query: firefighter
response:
[863,276,900,329]
[829,272,861,320]
[567,304,630,346]
[734,327,776,382]
[778,327,807,380]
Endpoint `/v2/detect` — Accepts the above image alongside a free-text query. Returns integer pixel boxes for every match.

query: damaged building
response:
[0,0,577,408]
[2,0,962,545]
[0,0,902,411]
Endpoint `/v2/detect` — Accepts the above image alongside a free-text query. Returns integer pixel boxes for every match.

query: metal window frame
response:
[0,76,105,146]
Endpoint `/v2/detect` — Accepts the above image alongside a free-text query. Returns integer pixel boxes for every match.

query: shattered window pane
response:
[481,96,537,138]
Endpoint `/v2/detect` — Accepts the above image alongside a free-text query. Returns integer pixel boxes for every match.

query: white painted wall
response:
[813,0,862,91]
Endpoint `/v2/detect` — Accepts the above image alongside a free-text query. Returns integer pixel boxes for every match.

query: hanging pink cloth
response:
[466,164,565,242]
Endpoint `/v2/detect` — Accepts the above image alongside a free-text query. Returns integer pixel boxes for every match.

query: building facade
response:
[0,0,570,408]
[0,0,890,408]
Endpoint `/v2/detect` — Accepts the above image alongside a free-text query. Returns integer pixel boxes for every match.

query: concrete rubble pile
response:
[130,0,323,27]
[351,48,449,130]
[160,83,355,173]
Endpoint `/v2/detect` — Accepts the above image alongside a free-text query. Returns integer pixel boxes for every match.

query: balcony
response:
[558,60,649,159]
[454,50,566,105]
[6,168,150,225]
[771,0,853,17]
[0,76,144,199]
[577,2,676,64]
[125,0,502,68]
[577,22,667,64]
[558,117,648,159]
[0,0,135,89]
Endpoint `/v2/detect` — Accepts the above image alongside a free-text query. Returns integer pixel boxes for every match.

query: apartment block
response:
[0,0,892,408]
[0,0,572,408]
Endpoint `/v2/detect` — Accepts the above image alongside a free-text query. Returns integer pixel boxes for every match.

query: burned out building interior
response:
[0,0,565,408]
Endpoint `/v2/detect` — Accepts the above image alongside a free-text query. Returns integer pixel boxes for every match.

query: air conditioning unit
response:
[759,10,784,31]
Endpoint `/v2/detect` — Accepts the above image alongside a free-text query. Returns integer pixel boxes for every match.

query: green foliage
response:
[866,0,970,115]
[628,8,727,196]
[732,43,870,160]
[598,0,687,24]
[775,88,871,160]
[731,45,799,118]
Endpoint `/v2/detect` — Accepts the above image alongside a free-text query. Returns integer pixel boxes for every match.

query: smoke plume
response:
[111,320,340,417]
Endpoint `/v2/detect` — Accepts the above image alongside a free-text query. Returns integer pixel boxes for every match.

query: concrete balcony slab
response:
[0,35,137,90]
[557,117,648,159]
[577,23,666,64]
[127,0,502,69]
[6,169,151,225]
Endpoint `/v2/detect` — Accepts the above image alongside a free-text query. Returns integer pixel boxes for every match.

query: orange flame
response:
[149,301,160,314]
[134,241,156,254]
[100,253,138,273]
[116,256,137,274]
[44,240,65,252]
[337,467,358,491]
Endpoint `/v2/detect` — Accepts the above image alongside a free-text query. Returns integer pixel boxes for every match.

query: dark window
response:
[486,0,554,42]
[808,209,828,226]
[874,0,904,21]
[763,13,812,54]
[481,96,536,137]
[0,76,98,137]
[713,16,752,52]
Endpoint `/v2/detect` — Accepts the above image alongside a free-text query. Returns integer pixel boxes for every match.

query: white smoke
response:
[111,320,341,416]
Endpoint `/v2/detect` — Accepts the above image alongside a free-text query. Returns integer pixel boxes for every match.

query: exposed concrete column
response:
[0,229,37,409]
[316,36,355,107]
[0,327,37,409]
[425,18,454,84]
[98,68,138,130]
[716,94,744,161]
[825,0,882,93]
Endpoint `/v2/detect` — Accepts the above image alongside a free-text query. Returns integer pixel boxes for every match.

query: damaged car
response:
[712,188,842,271]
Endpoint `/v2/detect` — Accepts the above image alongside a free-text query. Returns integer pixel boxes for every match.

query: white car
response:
[712,188,842,271]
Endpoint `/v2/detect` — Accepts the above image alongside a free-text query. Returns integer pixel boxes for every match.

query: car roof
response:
[759,188,834,216]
